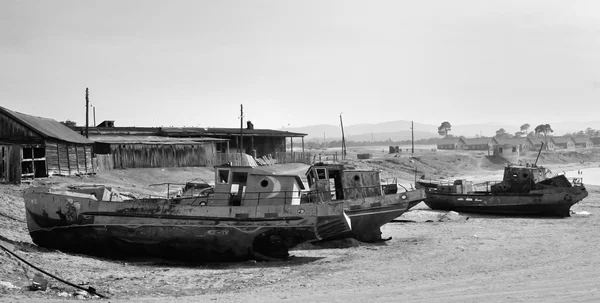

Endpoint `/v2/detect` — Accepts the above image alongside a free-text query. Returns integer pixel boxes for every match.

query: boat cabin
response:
[305,163,383,201]
[210,165,305,206]
[434,179,475,194]
[491,165,550,193]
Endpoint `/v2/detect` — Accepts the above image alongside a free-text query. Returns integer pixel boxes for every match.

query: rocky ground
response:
[1,148,600,302]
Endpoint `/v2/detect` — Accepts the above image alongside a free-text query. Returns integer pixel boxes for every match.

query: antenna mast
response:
[411,120,414,155]
[340,114,346,160]
[85,88,89,138]
[239,104,244,163]
[534,143,544,167]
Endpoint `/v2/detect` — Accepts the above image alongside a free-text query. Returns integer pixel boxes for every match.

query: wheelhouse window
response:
[316,168,327,180]
[232,172,248,183]
[307,169,316,186]
[217,169,230,184]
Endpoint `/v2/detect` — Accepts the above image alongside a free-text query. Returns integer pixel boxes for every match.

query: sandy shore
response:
[2,155,600,302]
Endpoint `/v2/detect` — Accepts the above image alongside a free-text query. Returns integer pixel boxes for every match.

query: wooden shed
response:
[436,137,466,150]
[462,137,494,151]
[159,124,307,158]
[494,137,534,152]
[90,136,228,169]
[0,106,93,183]
[573,137,593,148]
[529,137,556,151]
[553,137,576,149]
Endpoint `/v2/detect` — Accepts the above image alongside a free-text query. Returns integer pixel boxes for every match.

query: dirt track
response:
[2,150,600,302]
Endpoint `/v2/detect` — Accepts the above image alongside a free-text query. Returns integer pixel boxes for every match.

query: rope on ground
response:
[0,212,25,223]
[0,242,108,298]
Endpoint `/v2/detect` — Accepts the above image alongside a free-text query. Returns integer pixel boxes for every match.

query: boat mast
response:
[85,88,89,138]
[340,113,346,160]
[239,104,244,164]
[534,143,544,167]
[411,120,414,156]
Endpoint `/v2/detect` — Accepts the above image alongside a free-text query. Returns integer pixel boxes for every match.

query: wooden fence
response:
[91,151,335,172]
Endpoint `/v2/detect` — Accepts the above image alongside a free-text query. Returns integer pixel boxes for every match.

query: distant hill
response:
[286,120,600,141]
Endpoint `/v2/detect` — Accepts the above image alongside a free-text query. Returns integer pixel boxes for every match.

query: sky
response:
[1,0,599,130]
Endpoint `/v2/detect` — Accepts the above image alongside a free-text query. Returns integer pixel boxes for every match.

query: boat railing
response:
[148,183,187,199]
[302,184,388,202]
[474,181,502,192]
[418,179,502,192]
[571,177,584,187]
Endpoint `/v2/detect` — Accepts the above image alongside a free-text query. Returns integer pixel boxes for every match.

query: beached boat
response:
[23,165,351,261]
[303,163,426,242]
[416,165,588,217]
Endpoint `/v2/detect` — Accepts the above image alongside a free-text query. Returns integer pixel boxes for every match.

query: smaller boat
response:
[417,164,588,217]
[23,165,351,261]
[304,163,426,242]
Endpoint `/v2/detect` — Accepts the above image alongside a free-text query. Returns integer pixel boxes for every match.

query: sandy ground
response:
[2,149,600,302]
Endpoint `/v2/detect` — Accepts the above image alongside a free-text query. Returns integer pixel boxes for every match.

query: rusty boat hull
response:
[325,189,425,242]
[418,181,588,217]
[23,187,350,261]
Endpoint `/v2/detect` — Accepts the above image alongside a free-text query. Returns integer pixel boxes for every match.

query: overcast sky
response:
[1,0,599,130]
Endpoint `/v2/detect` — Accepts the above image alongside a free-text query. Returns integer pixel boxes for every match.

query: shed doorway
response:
[0,145,7,182]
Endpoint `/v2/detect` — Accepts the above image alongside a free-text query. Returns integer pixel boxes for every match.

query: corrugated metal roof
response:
[89,135,228,145]
[160,127,307,137]
[0,106,93,144]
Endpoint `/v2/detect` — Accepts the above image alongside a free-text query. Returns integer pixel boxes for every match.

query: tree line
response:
[438,121,600,139]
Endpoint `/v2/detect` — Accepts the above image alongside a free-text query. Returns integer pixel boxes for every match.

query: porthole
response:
[353,175,360,181]
[522,173,529,179]
[261,180,269,187]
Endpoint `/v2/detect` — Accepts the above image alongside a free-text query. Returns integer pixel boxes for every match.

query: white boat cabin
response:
[211,165,305,206]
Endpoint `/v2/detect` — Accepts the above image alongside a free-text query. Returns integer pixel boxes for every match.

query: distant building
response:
[436,137,466,150]
[494,137,534,152]
[573,137,593,148]
[0,106,93,183]
[529,137,556,151]
[590,137,600,147]
[553,137,576,149]
[462,137,494,151]
[73,120,309,168]
[493,139,523,164]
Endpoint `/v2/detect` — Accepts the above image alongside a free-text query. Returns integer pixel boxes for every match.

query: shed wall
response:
[45,141,93,176]
[111,143,216,168]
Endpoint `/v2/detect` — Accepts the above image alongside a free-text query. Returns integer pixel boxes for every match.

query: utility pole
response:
[340,113,346,159]
[239,104,244,162]
[323,132,326,148]
[93,106,96,127]
[411,120,414,155]
[85,88,89,138]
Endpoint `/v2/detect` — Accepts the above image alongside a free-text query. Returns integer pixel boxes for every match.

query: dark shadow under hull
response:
[424,200,575,217]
